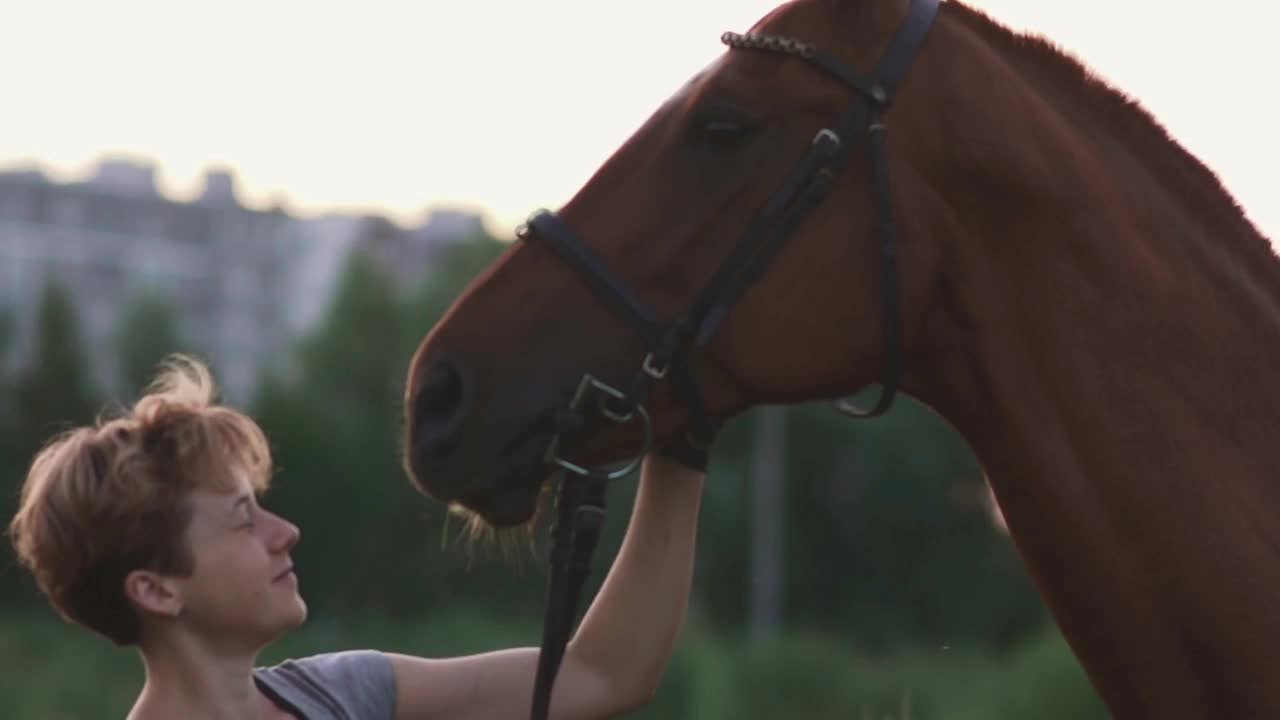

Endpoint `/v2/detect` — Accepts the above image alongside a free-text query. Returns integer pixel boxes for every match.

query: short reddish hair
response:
[7,355,272,645]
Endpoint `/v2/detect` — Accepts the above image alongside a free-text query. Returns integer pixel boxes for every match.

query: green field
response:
[1,609,1106,720]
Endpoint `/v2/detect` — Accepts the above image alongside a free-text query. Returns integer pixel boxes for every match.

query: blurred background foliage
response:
[0,233,1106,718]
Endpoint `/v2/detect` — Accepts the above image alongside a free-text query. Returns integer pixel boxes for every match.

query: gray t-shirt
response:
[254,650,398,720]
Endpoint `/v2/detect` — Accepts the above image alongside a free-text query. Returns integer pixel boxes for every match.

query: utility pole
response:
[749,405,785,641]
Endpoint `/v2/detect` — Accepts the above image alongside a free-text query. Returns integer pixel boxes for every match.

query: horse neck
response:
[905,11,1280,716]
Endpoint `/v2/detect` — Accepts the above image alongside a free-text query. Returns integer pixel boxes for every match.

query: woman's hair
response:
[7,354,273,646]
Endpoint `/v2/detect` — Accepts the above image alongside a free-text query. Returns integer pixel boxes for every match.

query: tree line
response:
[0,232,1050,657]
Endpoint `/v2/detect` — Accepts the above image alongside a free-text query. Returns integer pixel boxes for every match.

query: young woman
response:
[9,356,708,719]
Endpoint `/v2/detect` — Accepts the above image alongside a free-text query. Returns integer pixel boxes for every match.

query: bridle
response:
[517,1,940,717]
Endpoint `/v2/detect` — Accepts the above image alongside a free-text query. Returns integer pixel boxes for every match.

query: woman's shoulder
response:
[255,650,397,720]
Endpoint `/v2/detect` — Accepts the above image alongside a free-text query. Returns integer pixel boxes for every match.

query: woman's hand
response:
[654,416,721,474]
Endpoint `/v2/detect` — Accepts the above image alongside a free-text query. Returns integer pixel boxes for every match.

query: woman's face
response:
[175,470,306,648]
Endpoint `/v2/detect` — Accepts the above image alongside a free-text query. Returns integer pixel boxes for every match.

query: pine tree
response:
[11,282,101,461]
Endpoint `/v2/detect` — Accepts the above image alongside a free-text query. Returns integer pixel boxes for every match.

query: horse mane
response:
[944,2,1276,268]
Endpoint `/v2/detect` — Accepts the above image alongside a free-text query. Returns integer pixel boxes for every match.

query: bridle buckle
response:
[542,374,651,481]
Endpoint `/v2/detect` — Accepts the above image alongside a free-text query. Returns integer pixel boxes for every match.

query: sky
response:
[2,0,1275,242]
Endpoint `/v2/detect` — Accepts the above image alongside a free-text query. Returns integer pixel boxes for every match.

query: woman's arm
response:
[386,453,706,720]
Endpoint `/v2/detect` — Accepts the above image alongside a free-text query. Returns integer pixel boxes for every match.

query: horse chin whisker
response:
[444,488,553,565]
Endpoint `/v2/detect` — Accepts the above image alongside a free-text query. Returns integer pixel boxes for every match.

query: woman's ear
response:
[123,569,183,618]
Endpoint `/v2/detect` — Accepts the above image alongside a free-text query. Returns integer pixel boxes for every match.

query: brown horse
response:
[402,0,1280,716]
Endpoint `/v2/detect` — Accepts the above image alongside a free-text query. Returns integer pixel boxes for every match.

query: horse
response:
[401,0,1280,717]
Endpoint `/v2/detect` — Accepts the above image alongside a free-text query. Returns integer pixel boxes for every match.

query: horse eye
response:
[690,116,755,149]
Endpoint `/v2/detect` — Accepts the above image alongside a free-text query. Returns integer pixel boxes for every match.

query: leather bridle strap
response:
[529,469,608,720]
[523,211,715,442]
[522,211,667,347]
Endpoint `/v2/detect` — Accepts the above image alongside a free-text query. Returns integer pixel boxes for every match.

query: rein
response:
[519,2,940,717]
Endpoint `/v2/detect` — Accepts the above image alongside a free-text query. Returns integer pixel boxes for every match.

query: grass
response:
[0,607,1106,719]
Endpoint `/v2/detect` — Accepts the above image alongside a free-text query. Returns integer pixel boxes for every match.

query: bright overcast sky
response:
[1,0,1275,242]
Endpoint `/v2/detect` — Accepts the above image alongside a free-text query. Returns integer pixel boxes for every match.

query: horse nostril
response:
[413,360,467,458]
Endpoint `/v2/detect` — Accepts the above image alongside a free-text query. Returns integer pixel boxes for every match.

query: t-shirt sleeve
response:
[255,649,398,720]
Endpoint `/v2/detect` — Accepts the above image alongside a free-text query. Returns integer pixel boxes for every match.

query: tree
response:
[0,308,17,496]
[115,290,194,399]
[248,249,406,609]
[11,282,100,461]
[0,308,13,424]
[0,310,12,363]
[776,397,1046,651]
[2,284,100,608]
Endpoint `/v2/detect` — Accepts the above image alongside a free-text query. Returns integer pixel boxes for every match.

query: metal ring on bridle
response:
[642,352,669,379]
[591,373,637,423]
[543,375,653,480]
[813,128,842,148]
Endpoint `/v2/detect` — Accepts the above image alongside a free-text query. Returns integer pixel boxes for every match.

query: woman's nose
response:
[268,512,301,551]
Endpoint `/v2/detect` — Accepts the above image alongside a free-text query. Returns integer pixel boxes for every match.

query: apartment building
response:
[0,160,482,406]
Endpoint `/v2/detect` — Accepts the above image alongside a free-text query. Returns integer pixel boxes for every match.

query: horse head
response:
[402,0,954,528]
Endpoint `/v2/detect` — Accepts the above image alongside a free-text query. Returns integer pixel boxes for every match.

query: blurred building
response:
[0,159,484,407]
[360,207,488,291]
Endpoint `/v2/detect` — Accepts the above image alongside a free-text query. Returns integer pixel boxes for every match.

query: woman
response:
[8,355,708,719]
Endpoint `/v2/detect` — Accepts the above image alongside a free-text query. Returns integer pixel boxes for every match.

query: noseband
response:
[519,2,940,717]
